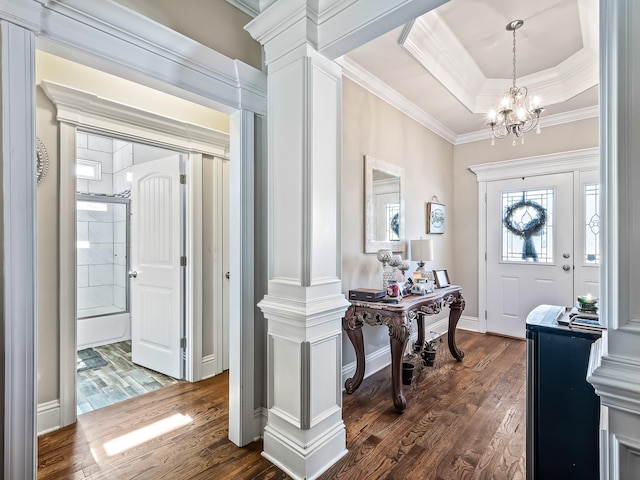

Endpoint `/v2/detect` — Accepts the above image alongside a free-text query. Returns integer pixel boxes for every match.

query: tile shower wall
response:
[113,139,133,195]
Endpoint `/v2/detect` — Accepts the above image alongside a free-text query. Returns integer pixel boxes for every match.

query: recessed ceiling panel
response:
[437,0,583,79]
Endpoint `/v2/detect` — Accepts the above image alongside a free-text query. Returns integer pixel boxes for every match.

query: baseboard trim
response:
[458,315,480,332]
[37,400,61,436]
[254,406,267,441]
[201,354,219,379]
[341,314,480,387]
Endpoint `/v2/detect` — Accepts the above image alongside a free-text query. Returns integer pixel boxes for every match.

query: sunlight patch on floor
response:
[102,413,193,456]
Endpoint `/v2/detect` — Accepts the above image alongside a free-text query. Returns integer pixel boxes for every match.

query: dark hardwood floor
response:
[38,331,525,479]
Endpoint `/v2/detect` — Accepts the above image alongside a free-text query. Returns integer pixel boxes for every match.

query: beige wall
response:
[452,118,599,318]
[341,78,454,364]
[114,0,262,71]
[36,88,61,404]
[35,52,230,406]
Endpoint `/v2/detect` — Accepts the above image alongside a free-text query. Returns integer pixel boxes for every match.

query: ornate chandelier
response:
[487,20,544,146]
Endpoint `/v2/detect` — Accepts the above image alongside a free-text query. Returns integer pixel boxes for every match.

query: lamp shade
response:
[410,239,434,262]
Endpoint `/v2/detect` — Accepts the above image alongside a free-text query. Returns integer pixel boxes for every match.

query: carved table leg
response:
[389,332,409,412]
[343,311,365,393]
[415,313,425,351]
[447,292,466,361]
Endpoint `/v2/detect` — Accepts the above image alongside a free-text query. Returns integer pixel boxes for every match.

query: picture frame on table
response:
[433,269,450,288]
[426,201,445,234]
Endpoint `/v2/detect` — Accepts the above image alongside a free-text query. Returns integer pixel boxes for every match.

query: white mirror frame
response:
[364,155,406,253]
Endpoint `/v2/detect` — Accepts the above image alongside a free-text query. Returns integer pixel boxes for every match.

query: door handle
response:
[562,264,571,271]
[128,270,138,278]
[562,253,570,259]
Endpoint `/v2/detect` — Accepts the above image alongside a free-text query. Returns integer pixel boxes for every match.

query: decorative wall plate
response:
[36,137,49,186]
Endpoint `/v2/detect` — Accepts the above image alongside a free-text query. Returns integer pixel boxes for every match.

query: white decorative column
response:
[247,5,350,480]
[587,0,640,478]
[0,20,37,479]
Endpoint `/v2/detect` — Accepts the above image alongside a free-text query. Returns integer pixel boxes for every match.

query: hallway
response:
[38,331,525,479]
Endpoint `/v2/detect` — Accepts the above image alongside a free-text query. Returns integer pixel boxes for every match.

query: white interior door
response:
[487,172,574,338]
[130,154,183,378]
[222,159,230,370]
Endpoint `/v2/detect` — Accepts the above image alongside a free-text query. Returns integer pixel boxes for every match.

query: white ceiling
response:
[342,0,599,144]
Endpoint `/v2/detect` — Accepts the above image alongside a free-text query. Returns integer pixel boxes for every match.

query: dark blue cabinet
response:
[526,305,601,480]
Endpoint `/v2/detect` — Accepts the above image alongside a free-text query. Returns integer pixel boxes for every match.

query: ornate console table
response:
[343,285,465,412]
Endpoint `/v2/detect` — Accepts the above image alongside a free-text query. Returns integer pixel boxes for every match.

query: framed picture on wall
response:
[433,269,450,288]
[426,201,445,234]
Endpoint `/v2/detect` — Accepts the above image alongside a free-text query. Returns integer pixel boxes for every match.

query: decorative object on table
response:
[401,361,415,385]
[503,196,547,262]
[386,280,402,301]
[348,288,386,302]
[388,254,402,283]
[426,196,445,234]
[410,238,434,278]
[576,294,598,313]
[36,136,49,186]
[397,258,411,280]
[411,277,431,295]
[402,277,413,296]
[433,269,450,288]
[376,248,394,289]
[486,20,544,146]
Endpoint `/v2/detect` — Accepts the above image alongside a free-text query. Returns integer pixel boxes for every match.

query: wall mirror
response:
[364,155,406,253]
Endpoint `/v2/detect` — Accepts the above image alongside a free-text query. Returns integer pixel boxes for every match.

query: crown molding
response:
[338,56,456,144]
[0,0,267,115]
[455,105,599,145]
[40,80,230,156]
[226,0,278,17]
[399,0,598,114]
[399,13,485,112]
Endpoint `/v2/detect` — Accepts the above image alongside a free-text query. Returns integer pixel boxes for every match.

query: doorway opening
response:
[75,131,187,414]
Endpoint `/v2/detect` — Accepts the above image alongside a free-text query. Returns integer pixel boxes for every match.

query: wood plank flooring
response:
[38,331,526,479]
[77,341,179,414]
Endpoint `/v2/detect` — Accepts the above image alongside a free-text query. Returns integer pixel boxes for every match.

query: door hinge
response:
[485,252,487,261]
[180,174,187,185]
[180,337,187,349]
[485,310,487,320]
[180,256,187,266]
[484,192,487,202]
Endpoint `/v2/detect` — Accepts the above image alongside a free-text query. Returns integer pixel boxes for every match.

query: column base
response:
[262,415,347,480]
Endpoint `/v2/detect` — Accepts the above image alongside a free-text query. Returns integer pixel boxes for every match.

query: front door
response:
[486,172,574,338]
[130,154,183,378]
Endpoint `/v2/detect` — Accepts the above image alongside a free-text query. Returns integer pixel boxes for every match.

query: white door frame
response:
[41,81,231,423]
[470,147,599,333]
[0,5,266,474]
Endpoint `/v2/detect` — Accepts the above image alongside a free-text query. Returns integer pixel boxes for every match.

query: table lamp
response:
[410,239,434,278]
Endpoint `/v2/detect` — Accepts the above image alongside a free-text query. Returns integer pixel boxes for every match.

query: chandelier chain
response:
[512,28,517,90]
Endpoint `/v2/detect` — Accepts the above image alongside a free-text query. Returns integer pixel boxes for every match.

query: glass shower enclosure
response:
[77,194,130,323]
